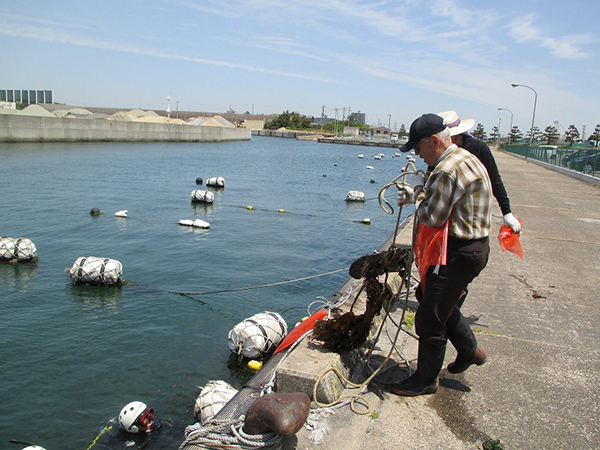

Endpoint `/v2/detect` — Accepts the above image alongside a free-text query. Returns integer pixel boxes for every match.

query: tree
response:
[509,126,523,144]
[525,126,541,143]
[472,123,486,140]
[264,110,312,130]
[542,126,560,145]
[490,126,500,141]
[564,125,581,145]
[588,124,600,147]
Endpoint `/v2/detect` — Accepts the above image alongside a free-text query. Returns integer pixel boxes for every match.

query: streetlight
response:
[496,117,502,148]
[511,84,537,146]
[387,114,392,134]
[166,96,171,119]
[498,107,514,144]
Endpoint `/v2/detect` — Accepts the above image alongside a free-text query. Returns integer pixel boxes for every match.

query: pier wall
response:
[0,114,251,142]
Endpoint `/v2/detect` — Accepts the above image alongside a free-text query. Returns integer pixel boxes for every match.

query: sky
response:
[1,0,599,136]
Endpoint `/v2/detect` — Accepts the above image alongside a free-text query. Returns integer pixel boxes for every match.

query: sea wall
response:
[0,114,251,142]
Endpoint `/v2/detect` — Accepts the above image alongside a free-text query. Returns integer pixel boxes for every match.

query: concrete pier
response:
[278,149,600,449]
[0,114,251,142]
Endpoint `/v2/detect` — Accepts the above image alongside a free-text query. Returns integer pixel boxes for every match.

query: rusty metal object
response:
[243,392,311,437]
[349,244,411,279]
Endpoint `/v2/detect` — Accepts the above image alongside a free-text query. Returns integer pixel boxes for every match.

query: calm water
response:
[0,137,422,449]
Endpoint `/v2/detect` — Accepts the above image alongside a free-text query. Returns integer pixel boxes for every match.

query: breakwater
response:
[0,114,251,142]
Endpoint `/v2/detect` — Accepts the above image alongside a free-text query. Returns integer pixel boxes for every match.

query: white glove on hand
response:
[406,173,425,190]
[503,213,522,233]
[397,185,416,206]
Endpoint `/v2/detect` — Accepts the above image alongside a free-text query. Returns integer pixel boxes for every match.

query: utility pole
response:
[387,114,391,133]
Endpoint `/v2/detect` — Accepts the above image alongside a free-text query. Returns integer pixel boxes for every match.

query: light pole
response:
[498,107,514,144]
[511,84,537,146]
[166,96,171,119]
[387,114,391,134]
[496,117,502,148]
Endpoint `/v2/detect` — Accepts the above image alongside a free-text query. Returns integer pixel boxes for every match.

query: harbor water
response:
[0,137,422,449]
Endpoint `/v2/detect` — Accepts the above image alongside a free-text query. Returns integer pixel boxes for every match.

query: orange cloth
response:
[413,219,449,292]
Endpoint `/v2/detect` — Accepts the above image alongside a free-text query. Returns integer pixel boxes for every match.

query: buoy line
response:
[170,267,349,296]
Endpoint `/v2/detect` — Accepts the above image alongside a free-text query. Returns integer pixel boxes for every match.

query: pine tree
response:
[525,126,541,143]
[589,124,600,147]
[473,123,487,140]
[542,126,560,144]
[490,126,500,141]
[399,124,407,137]
[509,126,523,144]
[564,125,581,145]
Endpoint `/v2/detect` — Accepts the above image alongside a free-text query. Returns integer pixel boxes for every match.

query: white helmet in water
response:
[119,401,154,433]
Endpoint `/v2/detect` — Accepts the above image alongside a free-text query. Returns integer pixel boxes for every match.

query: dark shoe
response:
[447,345,487,374]
[390,373,439,396]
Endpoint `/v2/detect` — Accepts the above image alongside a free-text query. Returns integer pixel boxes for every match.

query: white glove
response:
[406,173,425,190]
[397,185,416,206]
[503,213,522,233]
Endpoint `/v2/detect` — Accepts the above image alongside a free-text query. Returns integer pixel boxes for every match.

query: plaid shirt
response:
[416,144,493,239]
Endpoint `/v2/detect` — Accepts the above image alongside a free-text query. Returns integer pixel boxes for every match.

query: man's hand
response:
[406,173,425,190]
[503,213,522,233]
[397,185,416,206]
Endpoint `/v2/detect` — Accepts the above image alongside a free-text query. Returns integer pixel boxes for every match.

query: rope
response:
[180,417,282,449]
[170,267,348,296]
[86,425,112,450]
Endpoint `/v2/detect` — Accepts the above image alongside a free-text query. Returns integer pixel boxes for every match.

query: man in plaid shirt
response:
[392,113,493,396]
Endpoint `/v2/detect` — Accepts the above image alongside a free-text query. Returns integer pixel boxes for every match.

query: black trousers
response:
[415,236,490,348]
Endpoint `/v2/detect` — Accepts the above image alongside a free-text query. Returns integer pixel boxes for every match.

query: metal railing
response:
[503,145,600,177]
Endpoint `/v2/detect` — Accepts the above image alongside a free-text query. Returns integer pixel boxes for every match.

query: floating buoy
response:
[334,163,338,167]
[322,174,327,177]
[206,176,225,188]
[114,210,128,218]
[366,165,374,170]
[345,191,365,202]
[68,256,123,286]
[248,360,263,371]
[192,219,210,229]
[0,237,37,262]
[370,179,376,184]
[194,380,238,423]
[362,218,371,224]
[191,190,214,204]
[358,154,364,158]
[179,219,194,226]
[246,205,253,210]
[196,177,203,185]
[278,209,285,214]
[228,311,288,359]
[90,208,101,216]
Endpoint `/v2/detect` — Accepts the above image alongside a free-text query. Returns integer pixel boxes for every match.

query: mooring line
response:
[169,267,349,296]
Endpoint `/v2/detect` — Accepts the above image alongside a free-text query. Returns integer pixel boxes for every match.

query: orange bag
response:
[414,219,449,292]
[497,219,524,260]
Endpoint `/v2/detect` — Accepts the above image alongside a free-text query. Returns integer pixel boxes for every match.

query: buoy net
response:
[206,176,225,187]
[191,190,214,204]
[0,237,37,262]
[194,380,238,424]
[68,256,123,286]
[227,311,288,359]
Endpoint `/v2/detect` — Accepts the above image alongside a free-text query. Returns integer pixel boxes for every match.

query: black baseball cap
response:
[399,113,446,152]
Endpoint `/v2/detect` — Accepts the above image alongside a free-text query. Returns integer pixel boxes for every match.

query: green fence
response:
[503,145,600,177]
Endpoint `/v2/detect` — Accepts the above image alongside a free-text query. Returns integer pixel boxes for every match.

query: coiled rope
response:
[180,417,281,449]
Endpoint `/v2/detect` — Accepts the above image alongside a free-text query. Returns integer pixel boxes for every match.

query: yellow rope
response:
[86,425,112,450]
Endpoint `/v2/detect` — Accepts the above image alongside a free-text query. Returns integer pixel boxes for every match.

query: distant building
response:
[349,111,366,125]
[369,126,390,136]
[0,89,54,105]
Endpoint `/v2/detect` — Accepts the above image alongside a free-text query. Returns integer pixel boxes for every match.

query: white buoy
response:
[228,311,288,359]
[114,210,128,218]
[191,190,214,203]
[0,237,37,262]
[366,165,374,170]
[206,176,225,188]
[179,219,194,226]
[345,191,366,202]
[358,154,364,159]
[194,380,238,423]
[192,219,210,229]
[68,256,123,286]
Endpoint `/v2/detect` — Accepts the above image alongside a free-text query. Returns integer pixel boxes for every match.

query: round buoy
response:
[196,177,203,185]
[334,163,338,167]
[278,209,285,214]
[370,179,376,184]
[322,174,327,177]
[90,208,101,216]
[248,360,263,371]
[246,205,253,210]
[362,218,371,224]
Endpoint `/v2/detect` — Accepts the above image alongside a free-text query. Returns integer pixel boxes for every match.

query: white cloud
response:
[507,14,593,60]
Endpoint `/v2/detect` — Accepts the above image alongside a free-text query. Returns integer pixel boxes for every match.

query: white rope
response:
[181,417,282,449]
